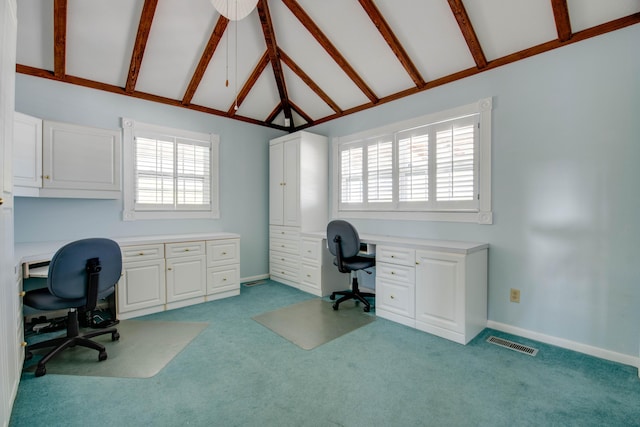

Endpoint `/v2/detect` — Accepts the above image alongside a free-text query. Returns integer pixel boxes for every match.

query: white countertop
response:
[302,231,488,254]
[15,232,240,265]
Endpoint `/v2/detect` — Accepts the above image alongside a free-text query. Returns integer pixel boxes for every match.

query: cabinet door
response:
[269,142,284,225]
[415,250,465,334]
[42,120,121,193]
[282,140,299,226]
[118,258,166,314]
[13,112,42,190]
[166,255,206,302]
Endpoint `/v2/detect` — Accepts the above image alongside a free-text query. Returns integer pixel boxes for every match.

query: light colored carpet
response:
[252,298,374,350]
[25,320,208,378]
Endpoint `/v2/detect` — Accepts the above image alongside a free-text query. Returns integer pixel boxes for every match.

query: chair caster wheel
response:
[329,294,336,300]
[112,332,120,341]
[98,351,108,362]
[25,351,33,361]
[332,302,339,310]
[35,366,46,377]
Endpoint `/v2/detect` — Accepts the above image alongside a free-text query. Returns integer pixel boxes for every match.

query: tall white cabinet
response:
[0,1,19,425]
[269,132,329,291]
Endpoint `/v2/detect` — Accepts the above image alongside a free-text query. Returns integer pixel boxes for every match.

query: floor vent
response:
[243,280,266,287]
[487,336,539,356]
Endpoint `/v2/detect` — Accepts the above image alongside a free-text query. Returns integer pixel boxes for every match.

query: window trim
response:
[332,98,493,224]
[122,118,220,221]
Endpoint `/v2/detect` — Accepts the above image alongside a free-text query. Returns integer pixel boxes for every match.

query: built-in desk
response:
[302,231,488,345]
[16,233,241,320]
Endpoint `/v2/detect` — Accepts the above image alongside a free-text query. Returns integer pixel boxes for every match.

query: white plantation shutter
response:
[435,116,477,208]
[134,133,211,211]
[398,128,429,204]
[367,137,393,204]
[335,98,491,221]
[340,145,363,204]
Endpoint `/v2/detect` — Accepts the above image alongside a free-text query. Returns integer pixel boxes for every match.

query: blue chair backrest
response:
[47,238,122,300]
[327,220,361,259]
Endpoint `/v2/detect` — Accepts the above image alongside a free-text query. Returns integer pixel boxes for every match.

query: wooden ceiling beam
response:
[357,0,425,88]
[53,0,67,79]
[265,102,283,124]
[257,0,293,130]
[183,16,229,105]
[282,0,379,104]
[278,48,341,114]
[447,0,488,69]
[551,0,572,42]
[125,0,158,93]
[290,100,313,125]
[228,51,270,116]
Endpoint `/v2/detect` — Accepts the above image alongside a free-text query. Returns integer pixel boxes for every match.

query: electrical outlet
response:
[510,288,520,303]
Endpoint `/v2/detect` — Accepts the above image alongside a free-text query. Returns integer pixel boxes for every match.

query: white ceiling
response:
[15,0,640,131]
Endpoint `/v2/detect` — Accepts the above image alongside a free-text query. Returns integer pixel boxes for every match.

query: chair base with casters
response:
[330,274,375,312]
[23,240,122,377]
[25,308,120,377]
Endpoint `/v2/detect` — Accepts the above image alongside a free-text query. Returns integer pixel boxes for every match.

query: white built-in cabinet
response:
[1,0,18,424]
[13,115,121,199]
[375,243,488,345]
[117,235,240,320]
[269,132,332,294]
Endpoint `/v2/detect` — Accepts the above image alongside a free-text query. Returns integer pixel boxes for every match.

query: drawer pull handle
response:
[390,295,395,299]
[391,271,396,275]
[139,252,145,256]
[184,249,190,252]
[281,244,285,248]
[391,255,396,258]
[306,274,311,278]
[223,278,227,281]
[167,267,173,271]
[21,341,28,347]
[19,291,26,297]
[221,251,227,255]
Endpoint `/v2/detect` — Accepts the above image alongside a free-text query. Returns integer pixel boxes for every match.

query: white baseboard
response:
[487,321,640,378]
[241,274,270,284]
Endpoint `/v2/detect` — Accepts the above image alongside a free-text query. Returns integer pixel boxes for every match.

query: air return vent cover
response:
[487,336,538,356]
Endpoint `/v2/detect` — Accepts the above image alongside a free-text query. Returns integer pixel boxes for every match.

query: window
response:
[333,98,492,224]
[122,118,219,220]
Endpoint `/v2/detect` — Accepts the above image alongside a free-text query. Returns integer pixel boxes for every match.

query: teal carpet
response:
[10,280,640,426]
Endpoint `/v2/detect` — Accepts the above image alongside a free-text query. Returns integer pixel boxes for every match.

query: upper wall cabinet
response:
[13,115,121,199]
[13,112,41,193]
[269,131,328,230]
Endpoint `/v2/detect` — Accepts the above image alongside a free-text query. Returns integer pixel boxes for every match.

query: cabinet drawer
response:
[270,237,300,255]
[269,225,300,241]
[376,246,415,266]
[207,239,240,267]
[376,262,415,285]
[121,243,164,262]
[300,263,320,288]
[376,278,415,318]
[207,265,240,295]
[301,238,321,262]
[165,241,205,258]
[270,253,299,269]
[270,261,299,282]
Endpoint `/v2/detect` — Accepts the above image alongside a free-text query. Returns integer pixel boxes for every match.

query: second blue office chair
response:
[23,238,122,377]
[327,220,375,312]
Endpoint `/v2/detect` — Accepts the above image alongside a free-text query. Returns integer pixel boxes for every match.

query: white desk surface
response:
[15,232,240,265]
[302,231,488,254]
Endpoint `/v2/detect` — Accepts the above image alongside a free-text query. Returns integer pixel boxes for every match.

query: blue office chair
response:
[24,238,122,377]
[327,220,375,312]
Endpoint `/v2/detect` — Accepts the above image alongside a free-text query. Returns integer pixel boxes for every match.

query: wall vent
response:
[487,336,538,356]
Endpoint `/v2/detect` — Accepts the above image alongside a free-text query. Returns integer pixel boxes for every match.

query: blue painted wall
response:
[307,25,640,358]
[15,25,639,358]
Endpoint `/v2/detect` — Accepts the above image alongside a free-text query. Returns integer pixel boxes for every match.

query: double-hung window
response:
[122,118,219,220]
[333,98,492,224]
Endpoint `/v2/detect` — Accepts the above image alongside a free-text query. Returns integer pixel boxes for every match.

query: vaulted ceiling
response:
[15,0,640,132]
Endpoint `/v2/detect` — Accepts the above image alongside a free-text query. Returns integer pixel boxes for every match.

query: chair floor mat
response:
[24,320,208,378]
[252,299,374,350]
